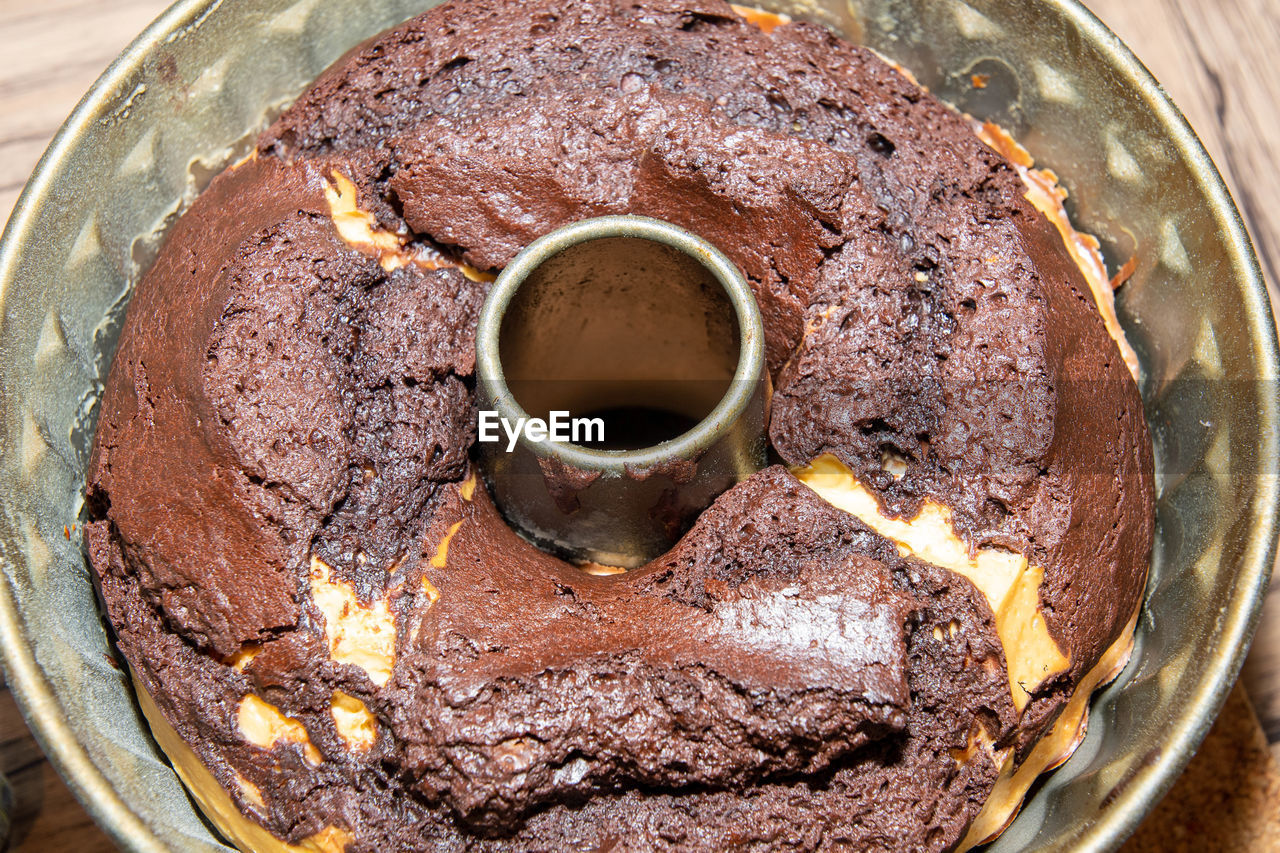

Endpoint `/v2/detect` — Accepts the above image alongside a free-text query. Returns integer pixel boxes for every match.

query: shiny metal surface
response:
[0,0,1273,851]
[476,215,768,566]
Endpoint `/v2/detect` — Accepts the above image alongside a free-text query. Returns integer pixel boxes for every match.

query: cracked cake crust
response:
[86,1,1154,850]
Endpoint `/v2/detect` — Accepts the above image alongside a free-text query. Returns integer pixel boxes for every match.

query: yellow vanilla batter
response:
[236,695,322,766]
[323,170,493,282]
[794,454,1072,713]
[308,556,397,688]
[958,610,1139,850]
[135,676,353,853]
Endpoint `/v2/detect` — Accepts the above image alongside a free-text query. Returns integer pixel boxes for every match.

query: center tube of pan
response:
[475,215,769,568]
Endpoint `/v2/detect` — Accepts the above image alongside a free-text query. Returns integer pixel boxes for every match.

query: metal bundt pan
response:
[0,0,1274,850]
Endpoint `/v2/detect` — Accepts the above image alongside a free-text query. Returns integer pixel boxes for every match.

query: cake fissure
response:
[85,1,1154,850]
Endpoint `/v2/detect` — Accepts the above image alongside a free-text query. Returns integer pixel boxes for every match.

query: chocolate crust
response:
[86,0,1154,849]
[390,469,921,831]
[87,154,484,656]
[91,464,1015,850]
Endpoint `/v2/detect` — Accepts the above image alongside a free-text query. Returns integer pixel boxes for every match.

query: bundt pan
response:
[0,0,1274,850]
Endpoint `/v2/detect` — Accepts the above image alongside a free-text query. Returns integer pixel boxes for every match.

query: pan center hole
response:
[499,235,740,451]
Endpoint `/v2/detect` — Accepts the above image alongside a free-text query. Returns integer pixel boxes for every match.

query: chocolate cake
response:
[85,1,1155,850]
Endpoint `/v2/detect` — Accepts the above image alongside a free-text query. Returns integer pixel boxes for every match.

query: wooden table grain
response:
[2,0,1279,850]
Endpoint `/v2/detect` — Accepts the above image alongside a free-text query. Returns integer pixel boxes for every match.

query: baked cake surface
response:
[85,1,1154,850]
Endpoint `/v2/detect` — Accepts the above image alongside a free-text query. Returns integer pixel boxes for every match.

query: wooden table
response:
[2,0,1279,850]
